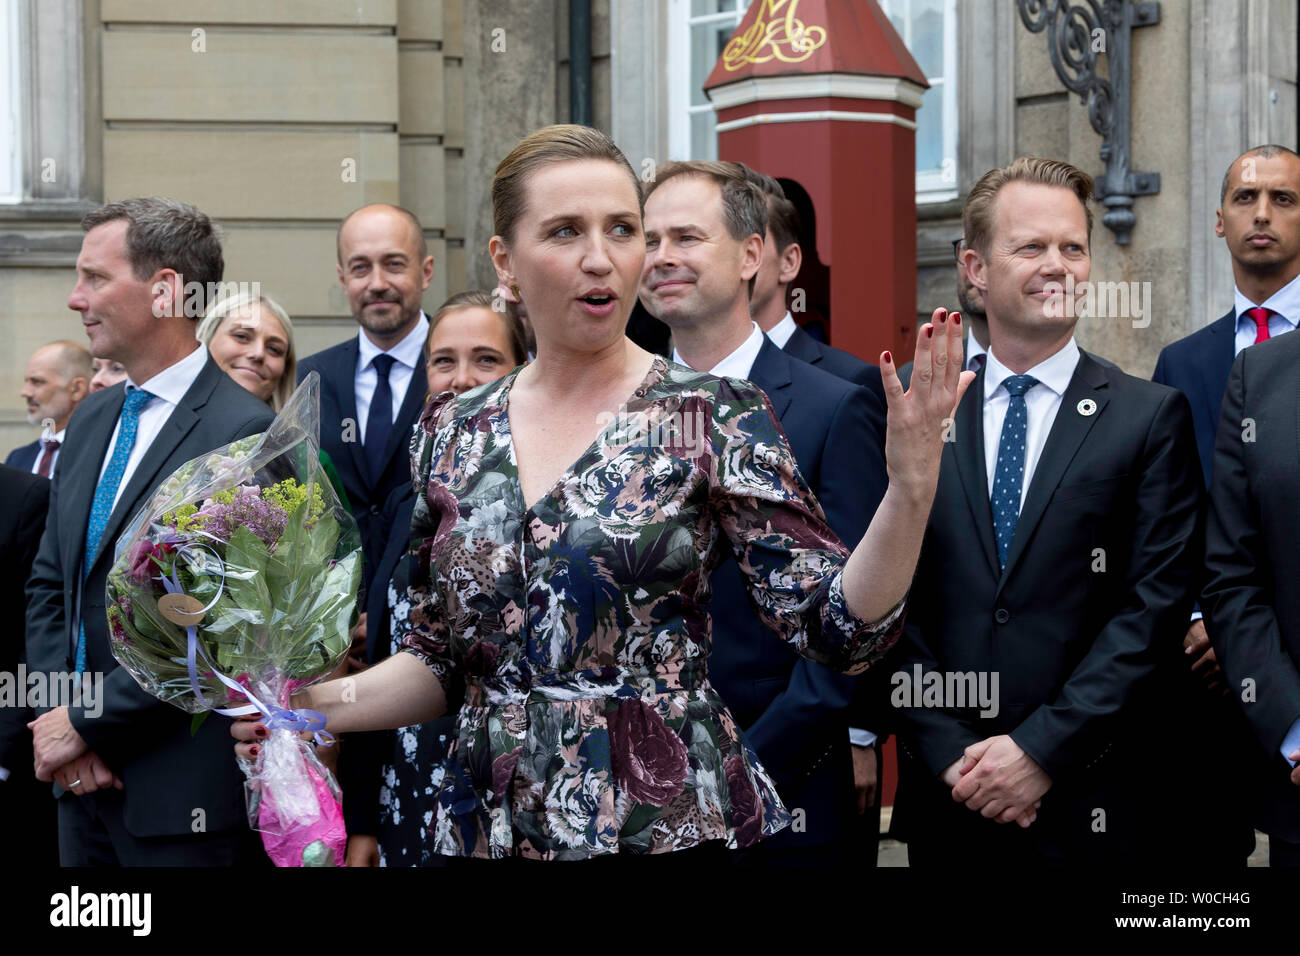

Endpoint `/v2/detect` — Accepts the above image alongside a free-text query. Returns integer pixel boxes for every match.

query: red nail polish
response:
[924,326,933,338]
[255,726,267,738]
[250,745,260,757]
[953,313,962,325]
[882,350,892,364]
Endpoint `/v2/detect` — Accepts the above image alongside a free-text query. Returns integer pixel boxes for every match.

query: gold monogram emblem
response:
[723,0,827,70]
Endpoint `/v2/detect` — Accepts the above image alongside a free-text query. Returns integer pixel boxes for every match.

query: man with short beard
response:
[640,160,887,867]
[298,203,435,586]
[1156,144,1300,866]
[6,341,92,477]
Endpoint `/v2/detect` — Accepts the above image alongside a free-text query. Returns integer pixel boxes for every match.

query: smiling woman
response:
[197,291,296,410]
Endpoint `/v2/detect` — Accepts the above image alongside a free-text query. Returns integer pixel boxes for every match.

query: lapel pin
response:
[1077,399,1097,417]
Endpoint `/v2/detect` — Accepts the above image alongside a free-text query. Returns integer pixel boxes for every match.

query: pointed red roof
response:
[704,0,928,91]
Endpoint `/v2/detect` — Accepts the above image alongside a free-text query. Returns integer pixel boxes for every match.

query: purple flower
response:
[609,699,688,805]
[194,488,289,550]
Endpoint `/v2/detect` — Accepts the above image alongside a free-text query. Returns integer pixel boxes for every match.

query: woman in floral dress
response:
[235,124,973,862]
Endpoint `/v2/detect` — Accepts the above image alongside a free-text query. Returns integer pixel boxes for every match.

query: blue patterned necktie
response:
[990,374,1038,568]
[364,354,396,484]
[78,387,154,675]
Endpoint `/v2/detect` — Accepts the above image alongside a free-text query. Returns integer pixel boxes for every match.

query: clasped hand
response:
[942,735,1051,828]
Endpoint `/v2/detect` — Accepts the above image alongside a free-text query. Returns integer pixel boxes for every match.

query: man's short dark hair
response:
[1220,144,1300,204]
[644,160,767,296]
[81,197,224,318]
[735,163,801,255]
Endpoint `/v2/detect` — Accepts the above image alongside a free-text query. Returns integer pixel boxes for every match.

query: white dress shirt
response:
[765,312,799,349]
[673,321,766,379]
[30,427,66,476]
[982,338,1081,508]
[97,343,209,514]
[1233,272,1300,355]
[355,312,429,438]
[965,333,988,371]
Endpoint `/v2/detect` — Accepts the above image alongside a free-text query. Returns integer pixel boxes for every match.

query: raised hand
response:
[879,309,975,505]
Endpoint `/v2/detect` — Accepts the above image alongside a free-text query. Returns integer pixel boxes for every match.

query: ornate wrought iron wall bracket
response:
[1018,0,1161,244]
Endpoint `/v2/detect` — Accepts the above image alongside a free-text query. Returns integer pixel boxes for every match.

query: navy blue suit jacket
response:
[298,336,427,590]
[707,338,888,846]
[5,439,39,474]
[1151,309,1236,487]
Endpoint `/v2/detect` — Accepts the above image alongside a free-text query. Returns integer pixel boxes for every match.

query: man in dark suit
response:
[6,341,92,477]
[1153,146,1300,730]
[0,464,55,864]
[1153,145,1300,486]
[640,160,887,866]
[740,164,894,854]
[1203,329,1300,866]
[891,158,1204,866]
[298,204,433,596]
[25,198,275,865]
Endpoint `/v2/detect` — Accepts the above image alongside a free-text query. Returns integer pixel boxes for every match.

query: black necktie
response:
[364,354,396,484]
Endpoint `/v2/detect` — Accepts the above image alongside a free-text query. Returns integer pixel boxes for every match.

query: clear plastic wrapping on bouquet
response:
[105,372,360,866]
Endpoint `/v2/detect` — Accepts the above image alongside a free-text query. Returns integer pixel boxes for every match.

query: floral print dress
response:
[400,356,904,859]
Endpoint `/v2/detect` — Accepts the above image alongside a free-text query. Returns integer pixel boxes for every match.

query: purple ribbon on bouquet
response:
[156,539,334,747]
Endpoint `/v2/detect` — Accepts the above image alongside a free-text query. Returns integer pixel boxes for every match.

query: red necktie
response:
[37,438,60,478]
[1245,306,1273,344]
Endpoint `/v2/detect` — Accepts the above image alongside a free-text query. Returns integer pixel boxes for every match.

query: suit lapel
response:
[86,358,218,576]
[378,356,428,478]
[747,337,793,420]
[997,353,1110,590]
[782,325,822,369]
[951,369,1000,580]
[333,339,369,488]
[64,391,124,573]
[1202,311,1236,427]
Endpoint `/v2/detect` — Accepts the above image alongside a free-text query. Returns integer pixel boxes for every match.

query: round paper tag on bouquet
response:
[157,592,206,626]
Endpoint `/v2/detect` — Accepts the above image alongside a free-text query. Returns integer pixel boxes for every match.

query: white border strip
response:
[715,109,918,133]
[708,73,927,111]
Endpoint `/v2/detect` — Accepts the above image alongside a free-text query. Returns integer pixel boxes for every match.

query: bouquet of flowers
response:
[105,373,361,866]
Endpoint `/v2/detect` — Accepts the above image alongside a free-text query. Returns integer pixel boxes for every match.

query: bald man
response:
[7,341,92,478]
[299,203,434,585]
[299,204,434,865]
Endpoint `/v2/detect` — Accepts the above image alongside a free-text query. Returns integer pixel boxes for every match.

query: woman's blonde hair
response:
[197,290,298,411]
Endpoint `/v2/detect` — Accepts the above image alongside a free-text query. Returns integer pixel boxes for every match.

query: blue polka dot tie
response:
[991,374,1038,569]
[78,387,154,675]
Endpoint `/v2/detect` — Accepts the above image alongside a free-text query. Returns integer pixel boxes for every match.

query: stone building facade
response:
[1,0,1296,453]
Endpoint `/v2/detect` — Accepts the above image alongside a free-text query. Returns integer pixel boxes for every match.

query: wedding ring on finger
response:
[67,778,81,790]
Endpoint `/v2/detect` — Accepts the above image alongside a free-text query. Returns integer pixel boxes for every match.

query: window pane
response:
[691,22,738,107]
[915,83,944,176]
[0,0,21,202]
[911,0,945,77]
[691,109,718,161]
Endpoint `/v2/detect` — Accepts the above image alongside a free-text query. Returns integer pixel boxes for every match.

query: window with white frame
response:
[0,0,23,203]
[881,0,958,201]
[666,0,751,161]
[666,0,958,199]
